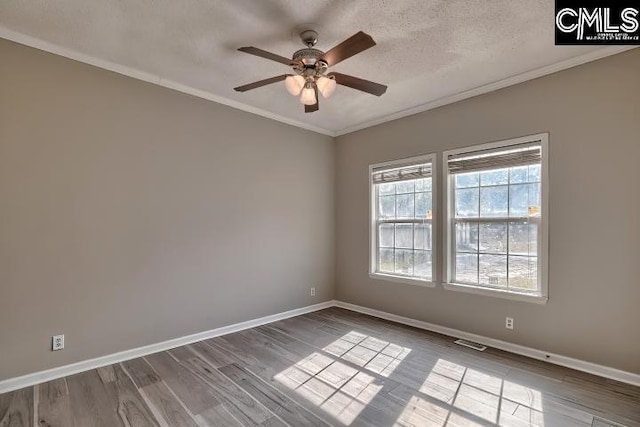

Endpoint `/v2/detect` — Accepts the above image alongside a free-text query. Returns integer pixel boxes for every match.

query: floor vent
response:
[454,339,487,351]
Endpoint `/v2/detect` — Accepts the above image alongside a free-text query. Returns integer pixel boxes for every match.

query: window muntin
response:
[446,136,547,298]
[370,156,434,283]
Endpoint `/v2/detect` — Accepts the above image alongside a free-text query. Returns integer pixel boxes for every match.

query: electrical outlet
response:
[310,287,316,296]
[52,334,64,351]
[505,317,514,330]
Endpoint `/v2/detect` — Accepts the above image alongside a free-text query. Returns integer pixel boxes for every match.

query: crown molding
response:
[1,26,636,139]
[0,26,336,137]
[334,46,637,136]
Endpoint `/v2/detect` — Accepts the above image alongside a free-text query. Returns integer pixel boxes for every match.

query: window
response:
[369,154,435,286]
[444,134,548,303]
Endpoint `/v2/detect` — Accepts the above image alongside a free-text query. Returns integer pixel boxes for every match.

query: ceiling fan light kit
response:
[300,83,317,105]
[234,30,387,113]
[316,76,337,98]
[285,75,305,96]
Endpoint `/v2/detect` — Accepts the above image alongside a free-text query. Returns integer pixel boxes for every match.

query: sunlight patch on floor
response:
[324,332,411,377]
[395,359,546,427]
[394,395,453,426]
[274,331,411,425]
[275,334,549,427]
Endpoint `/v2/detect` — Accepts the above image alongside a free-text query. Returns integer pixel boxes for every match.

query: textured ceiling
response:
[0,0,626,135]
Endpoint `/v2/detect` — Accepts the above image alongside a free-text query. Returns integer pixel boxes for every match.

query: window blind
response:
[447,142,541,174]
[372,162,432,184]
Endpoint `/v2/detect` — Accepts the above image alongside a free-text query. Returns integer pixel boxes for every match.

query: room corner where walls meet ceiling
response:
[0,0,636,136]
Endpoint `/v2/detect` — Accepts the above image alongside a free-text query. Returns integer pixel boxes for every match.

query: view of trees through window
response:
[453,164,541,291]
[376,176,432,280]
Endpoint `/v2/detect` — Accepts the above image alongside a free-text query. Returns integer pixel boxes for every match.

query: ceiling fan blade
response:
[234,75,288,92]
[305,86,319,113]
[328,72,387,96]
[238,46,292,65]
[319,31,376,67]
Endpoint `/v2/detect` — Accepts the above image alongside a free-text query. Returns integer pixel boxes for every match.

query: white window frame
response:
[369,153,437,287]
[443,133,549,304]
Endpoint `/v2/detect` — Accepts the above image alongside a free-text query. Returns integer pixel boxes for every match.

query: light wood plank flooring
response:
[1,307,639,426]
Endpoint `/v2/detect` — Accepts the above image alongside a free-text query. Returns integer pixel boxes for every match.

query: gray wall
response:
[335,49,640,374]
[0,39,335,380]
[1,36,638,381]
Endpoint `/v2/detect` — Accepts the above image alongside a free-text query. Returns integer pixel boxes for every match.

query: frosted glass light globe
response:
[317,76,337,98]
[300,86,317,105]
[285,75,305,96]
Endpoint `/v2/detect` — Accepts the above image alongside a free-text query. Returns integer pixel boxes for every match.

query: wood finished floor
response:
[1,307,639,427]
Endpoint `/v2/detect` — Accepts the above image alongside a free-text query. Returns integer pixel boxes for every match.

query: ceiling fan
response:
[234,30,387,113]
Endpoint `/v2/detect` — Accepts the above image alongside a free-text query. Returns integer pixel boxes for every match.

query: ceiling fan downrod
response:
[299,29,318,48]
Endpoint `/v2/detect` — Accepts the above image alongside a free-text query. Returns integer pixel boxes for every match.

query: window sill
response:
[443,282,548,304]
[370,272,436,288]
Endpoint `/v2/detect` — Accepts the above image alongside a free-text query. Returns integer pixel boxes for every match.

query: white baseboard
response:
[334,300,640,387]
[2,298,638,394]
[0,300,335,394]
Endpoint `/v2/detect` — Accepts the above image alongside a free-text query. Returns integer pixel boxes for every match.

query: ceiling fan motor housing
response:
[291,30,328,79]
[292,48,328,78]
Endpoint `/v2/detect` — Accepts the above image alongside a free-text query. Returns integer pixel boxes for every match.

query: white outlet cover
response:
[505,318,514,330]
[52,334,64,351]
